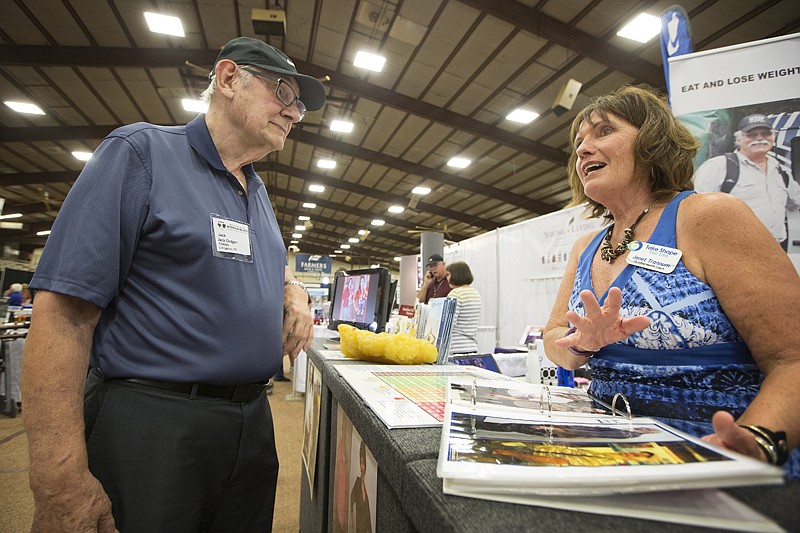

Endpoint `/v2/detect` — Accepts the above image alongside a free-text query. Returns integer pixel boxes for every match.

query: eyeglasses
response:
[241,67,307,121]
[743,129,774,139]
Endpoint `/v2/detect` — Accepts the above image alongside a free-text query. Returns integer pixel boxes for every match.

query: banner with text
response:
[295,253,332,274]
[525,206,605,280]
[669,33,800,116]
[669,32,800,265]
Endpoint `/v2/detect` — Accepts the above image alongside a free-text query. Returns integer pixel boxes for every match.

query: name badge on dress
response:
[211,214,253,262]
[625,241,682,273]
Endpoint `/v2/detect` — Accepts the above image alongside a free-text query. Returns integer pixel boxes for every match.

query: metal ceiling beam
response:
[0,45,569,166]
[279,204,421,250]
[0,170,80,187]
[0,126,115,143]
[0,126,114,143]
[456,0,665,88]
[0,45,217,69]
[0,125,559,217]
[287,233,402,265]
[289,60,569,166]
[259,162,499,232]
[276,187,470,243]
[290,129,559,216]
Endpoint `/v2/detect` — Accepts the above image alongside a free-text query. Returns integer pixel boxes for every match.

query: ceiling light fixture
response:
[394,257,401,261]
[411,186,431,195]
[37,230,52,236]
[294,225,306,231]
[371,219,385,226]
[144,12,185,37]
[447,157,471,169]
[506,109,540,124]
[348,237,360,243]
[388,205,404,214]
[0,213,23,220]
[354,51,386,72]
[302,203,317,209]
[182,98,208,113]
[317,159,336,169]
[4,101,45,115]
[358,229,368,235]
[340,244,351,249]
[330,120,354,133]
[72,151,93,161]
[617,13,661,43]
[298,216,310,221]
[292,233,303,238]
[309,184,325,193]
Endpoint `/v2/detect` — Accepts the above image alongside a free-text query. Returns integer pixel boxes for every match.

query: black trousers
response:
[84,371,279,533]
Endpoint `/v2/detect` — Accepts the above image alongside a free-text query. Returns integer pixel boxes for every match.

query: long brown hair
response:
[566,84,700,220]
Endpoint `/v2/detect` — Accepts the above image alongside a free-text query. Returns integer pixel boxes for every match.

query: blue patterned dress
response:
[569,190,798,477]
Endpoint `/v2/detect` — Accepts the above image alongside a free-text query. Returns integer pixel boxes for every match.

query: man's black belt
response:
[120,377,268,403]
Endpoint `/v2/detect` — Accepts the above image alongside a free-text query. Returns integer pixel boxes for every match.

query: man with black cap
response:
[23,37,324,532]
[417,253,452,303]
[695,113,800,250]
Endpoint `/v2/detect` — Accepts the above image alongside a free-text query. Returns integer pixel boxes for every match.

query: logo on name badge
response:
[626,242,682,273]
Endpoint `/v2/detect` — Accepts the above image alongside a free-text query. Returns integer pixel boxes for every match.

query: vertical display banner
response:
[669,33,800,268]
[660,4,694,101]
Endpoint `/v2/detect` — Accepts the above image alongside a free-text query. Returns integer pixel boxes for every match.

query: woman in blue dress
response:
[543,85,799,477]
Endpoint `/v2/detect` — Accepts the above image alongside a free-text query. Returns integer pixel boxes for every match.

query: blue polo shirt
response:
[31,116,286,384]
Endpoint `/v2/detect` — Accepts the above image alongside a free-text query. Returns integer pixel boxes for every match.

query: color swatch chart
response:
[334,364,515,429]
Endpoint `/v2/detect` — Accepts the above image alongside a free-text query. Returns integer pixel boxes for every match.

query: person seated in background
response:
[5,283,23,306]
[445,261,481,355]
[543,84,799,477]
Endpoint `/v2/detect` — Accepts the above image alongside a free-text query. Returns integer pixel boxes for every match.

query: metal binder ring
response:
[611,393,632,419]
[539,385,553,417]
[470,379,478,408]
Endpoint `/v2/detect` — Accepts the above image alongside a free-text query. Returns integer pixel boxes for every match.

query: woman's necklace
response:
[600,200,657,263]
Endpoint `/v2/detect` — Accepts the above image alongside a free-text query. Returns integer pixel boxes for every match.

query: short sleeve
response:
[30,133,152,307]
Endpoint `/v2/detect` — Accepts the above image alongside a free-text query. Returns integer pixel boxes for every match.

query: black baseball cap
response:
[212,37,326,111]
[737,114,772,132]
[426,253,444,266]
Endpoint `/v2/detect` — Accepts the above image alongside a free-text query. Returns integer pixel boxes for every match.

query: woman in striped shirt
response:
[446,261,482,355]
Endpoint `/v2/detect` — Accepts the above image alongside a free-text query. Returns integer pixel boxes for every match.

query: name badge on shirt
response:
[211,214,253,262]
[625,241,682,273]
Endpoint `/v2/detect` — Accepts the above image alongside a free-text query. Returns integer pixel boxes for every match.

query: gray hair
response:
[199,68,254,104]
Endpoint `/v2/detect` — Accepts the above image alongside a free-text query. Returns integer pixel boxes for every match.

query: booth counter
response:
[299,340,799,532]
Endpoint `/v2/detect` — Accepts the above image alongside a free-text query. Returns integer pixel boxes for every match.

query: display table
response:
[299,340,800,532]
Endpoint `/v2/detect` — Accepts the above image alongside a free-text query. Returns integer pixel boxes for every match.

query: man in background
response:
[417,253,451,303]
[694,113,800,250]
[23,37,322,532]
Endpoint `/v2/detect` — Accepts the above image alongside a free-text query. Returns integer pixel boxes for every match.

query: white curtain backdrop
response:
[445,206,603,350]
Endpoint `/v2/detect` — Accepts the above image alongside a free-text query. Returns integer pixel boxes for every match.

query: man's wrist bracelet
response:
[738,424,788,466]
[564,326,596,358]
[284,280,307,293]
